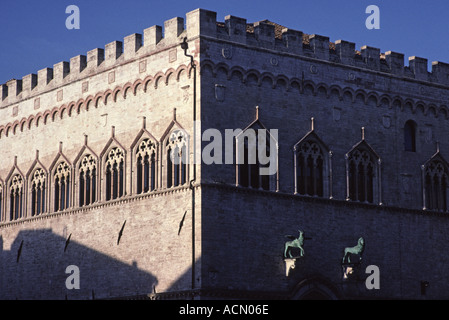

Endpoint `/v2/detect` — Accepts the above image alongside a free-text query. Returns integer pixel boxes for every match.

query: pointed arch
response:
[235,108,279,192]
[100,128,127,201]
[130,120,159,195]
[293,119,332,198]
[291,276,342,300]
[26,153,48,216]
[161,118,189,189]
[345,133,382,205]
[49,147,72,213]
[5,161,25,221]
[8,173,24,221]
[77,153,97,207]
[73,139,99,207]
[422,151,449,212]
[28,167,47,216]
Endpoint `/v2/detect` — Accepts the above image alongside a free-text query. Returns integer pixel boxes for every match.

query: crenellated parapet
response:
[215,15,449,86]
[2,8,449,111]
[0,8,215,110]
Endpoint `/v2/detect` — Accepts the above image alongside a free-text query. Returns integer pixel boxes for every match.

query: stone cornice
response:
[200,182,449,219]
[0,184,196,229]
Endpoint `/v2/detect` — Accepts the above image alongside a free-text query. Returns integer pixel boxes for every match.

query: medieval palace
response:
[1,8,449,300]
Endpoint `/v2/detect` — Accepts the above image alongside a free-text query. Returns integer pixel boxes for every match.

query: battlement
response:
[0,8,217,108]
[216,16,449,86]
[2,8,449,109]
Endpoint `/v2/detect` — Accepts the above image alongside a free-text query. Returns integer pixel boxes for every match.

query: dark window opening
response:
[404,120,417,152]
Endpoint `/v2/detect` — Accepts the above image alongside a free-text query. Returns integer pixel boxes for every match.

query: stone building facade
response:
[1,8,449,299]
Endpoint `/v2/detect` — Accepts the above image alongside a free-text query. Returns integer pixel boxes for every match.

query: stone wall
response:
[201,185,449,299]
[199,23,449,211]
[1,7,449,299]
[0,188,199,299]
[0,9,205,300]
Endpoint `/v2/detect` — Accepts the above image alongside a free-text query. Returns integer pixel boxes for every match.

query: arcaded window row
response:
[236,118,446,212]
[1,123,189,222]
[0,117,445,223]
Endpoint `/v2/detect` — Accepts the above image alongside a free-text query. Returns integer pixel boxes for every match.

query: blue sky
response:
[1,0,448,84]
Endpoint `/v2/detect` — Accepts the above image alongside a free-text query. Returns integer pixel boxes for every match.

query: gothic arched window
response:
[346,140,381,204]
[295,140,327,197]
[9,174,24,221]
[54,162,70,212]
[136,139,156,194]
[166,130,188,188]
[31,168,46,216]
[105,148,125,201]
[404,120,417,152]
[423,157,449,212]
[79,155,96,206]
[236,126,278,191]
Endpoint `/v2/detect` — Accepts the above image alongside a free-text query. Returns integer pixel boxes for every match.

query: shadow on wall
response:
[0,229,158,300]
